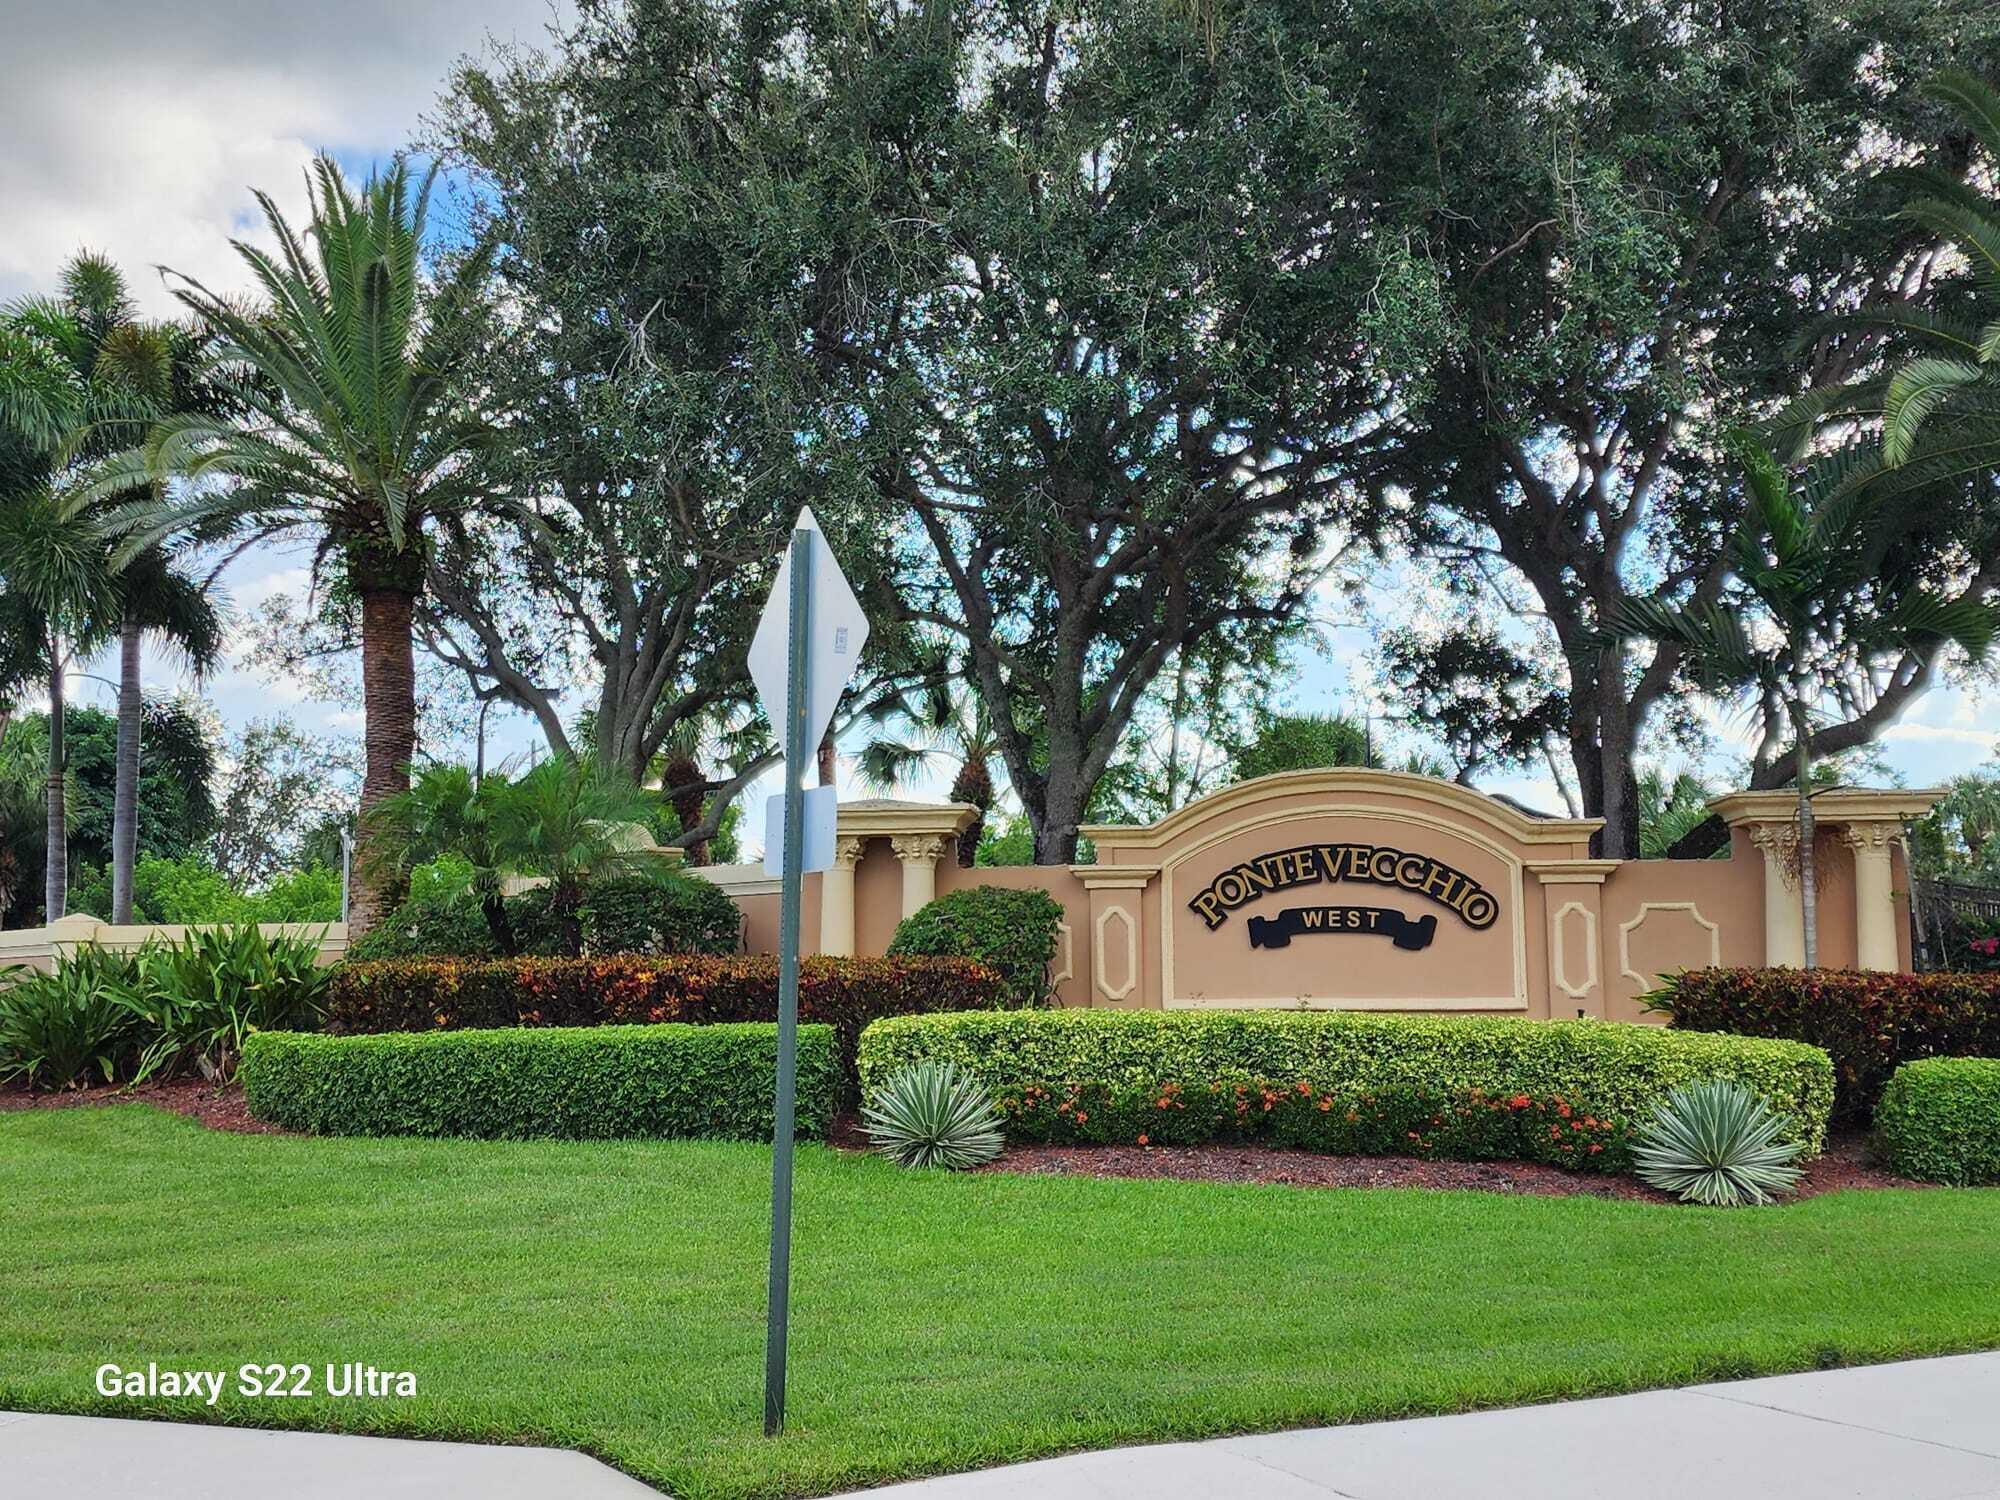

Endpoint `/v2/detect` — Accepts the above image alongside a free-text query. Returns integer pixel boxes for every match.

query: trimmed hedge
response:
[857,1009,1834,1172]
[1649,967,2000,1123]
[241,1023,836,1141]
[887,886,1065,1005]
[325,954,1009,1096]
[1875,1057,2000,1185]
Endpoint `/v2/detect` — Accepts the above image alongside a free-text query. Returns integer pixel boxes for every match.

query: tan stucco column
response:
[1713,789,1939,973]
[1843,824,1901,972]
[1746,823,1806,968]
[1530,859,1618,1019]
[891,834,949,918]
[817,835,866,956]
[1073,864,1159,1007]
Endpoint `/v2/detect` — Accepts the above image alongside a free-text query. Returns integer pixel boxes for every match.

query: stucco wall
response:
[693,771,1933,1017]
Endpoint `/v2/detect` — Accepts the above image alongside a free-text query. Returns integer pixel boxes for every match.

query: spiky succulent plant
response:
[1632,1079,1804,1206]
[863,1061,1005,1170]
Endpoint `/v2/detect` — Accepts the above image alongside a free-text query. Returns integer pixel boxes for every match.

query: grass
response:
[3,1107,1999,1499]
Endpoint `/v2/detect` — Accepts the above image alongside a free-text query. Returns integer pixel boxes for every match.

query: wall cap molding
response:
[1709,787,1942,828]
[1072,863,1160,890]
[1530,858,1620,885]
[835,799,981,839]
[1081,768,1603,852]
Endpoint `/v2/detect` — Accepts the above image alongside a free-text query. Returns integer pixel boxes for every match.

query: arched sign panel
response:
[1081,770,1605,1014]
[1163,806,1527,1010]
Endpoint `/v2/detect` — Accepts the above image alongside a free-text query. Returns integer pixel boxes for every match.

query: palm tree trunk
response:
[948,757,992,867]
[110,613,143,924]
[817,727,837,787]
[43,641,65,923]
[351,583,419,938]
[1795,710,1817,969]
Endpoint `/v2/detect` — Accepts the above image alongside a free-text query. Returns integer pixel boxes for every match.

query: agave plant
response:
[1632,1080,1804,1206]
[863,1061,1005,1170]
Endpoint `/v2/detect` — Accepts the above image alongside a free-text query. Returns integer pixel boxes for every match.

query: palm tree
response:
[0,253,169,919]
[1635,770,1719,860]
[859,677,1004,867]
[0,490,118,919]
[97,158,503,935]
[1773,71,2000,487]
[494,754,658,955]
[363,761,514,952]
[1616,436,1999,965]
[105,549,226,921]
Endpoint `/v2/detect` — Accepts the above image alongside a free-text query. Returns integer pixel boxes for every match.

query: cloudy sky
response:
[1,0,570,768]
[3,0,1992,828]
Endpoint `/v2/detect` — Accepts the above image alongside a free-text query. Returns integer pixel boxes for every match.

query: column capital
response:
[832,834,867,869]
[1839,822,1901,851]
[1745,821,1801,889]
[890,833,949,865]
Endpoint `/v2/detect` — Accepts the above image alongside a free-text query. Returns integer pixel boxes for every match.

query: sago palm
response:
[96,157,504,934]
[362,761,515,953]
[1616,436,1999,966]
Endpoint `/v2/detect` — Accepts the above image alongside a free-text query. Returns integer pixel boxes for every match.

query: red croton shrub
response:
[326,955,1010,1096]
[1650,967,2000,1124]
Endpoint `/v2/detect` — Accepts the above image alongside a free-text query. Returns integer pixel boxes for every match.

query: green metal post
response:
[764,527,812,1436]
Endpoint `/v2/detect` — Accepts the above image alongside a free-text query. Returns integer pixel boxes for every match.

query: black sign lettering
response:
[1188,842,1498,931]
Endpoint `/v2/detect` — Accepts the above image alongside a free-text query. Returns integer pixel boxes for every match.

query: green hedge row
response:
[857,1009,1834,1172]
[1875,1057,2000,1185]
[325,954,1008,1098]
[1649,967,2000,1123]
[241,1023,836,1141]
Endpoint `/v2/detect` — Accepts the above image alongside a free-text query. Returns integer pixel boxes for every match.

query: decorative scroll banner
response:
[1247,905,1438,952]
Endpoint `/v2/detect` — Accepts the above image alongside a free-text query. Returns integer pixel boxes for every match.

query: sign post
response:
[747,509,868,1437]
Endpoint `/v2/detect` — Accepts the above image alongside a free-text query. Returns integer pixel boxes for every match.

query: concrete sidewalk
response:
[838,1352,2000,1500]
[4,1353,1996,1498]
[0,1409,666,1498]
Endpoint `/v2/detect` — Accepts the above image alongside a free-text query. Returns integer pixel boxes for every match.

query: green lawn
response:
[3,1107,1999,1499]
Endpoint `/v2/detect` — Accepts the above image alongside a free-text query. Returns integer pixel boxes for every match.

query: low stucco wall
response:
[0,915,348,975]
[693,771,1929,1020]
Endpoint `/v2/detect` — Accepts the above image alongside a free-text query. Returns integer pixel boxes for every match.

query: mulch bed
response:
[830,1113,1920,1201]
[964,1130,1922,1202]
[5,1085,1927,1200]
[0,1077,281,1134]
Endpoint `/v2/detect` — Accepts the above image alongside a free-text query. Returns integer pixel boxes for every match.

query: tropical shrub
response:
[1648,967,2000,1123]
[1631,1080,1804,1206]
[240,1022,835,1141]
[0,946,142,1088]
[116,926,331,1081]
[887,886,1064,1004]
[348,869,740,961]
[857,1009,1833,1172]
[864,1061,1005,1169]
[325,954,1008,1097]
[1875,1057,2000,1185]
[348,881,500,961]
[581,872,741,955]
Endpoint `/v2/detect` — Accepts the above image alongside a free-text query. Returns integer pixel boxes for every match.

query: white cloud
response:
[0,0,568,316]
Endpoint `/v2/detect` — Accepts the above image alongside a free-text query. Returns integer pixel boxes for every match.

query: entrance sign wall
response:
[697,770,1933,1023]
